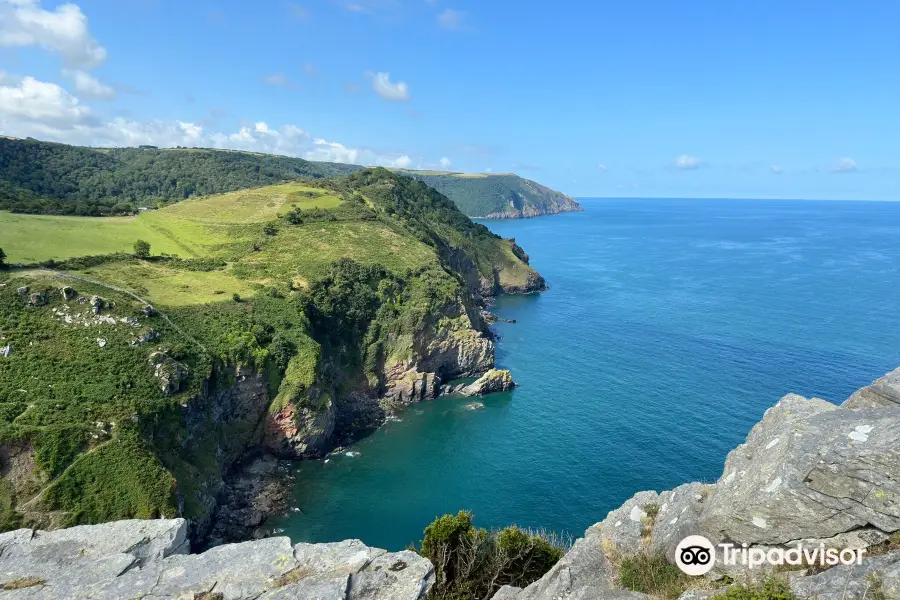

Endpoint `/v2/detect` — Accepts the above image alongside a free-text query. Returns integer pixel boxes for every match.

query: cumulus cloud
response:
[0,76,90,126]
[437,9,467,30]
[770,164,783,174]
[368,71,410,101]
[0,0,107,68]
[62,69,115,99]
[829,157,857,173]
[391,155,411,168]
[597,164,608,172]
[439,157,452,169]
[674,154,702,170]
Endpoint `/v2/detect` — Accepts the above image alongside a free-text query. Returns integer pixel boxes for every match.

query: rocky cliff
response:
[492,367,900,600]
[0,518,434,599]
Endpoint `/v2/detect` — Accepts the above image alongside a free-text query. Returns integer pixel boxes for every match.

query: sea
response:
[270,198,900,551]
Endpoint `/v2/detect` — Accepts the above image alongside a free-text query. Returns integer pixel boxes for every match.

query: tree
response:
[133,240,151,259]
[0,247,6,269]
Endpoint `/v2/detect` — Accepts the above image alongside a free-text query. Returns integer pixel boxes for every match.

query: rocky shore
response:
[3,368,898,599]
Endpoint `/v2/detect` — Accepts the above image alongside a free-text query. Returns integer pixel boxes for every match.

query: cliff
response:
[2,368,898,599]
[0,169,545,544]
[393,170,584,219]
[493,367,900,600]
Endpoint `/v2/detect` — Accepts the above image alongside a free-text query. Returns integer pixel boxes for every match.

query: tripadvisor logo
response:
[675,535,868,576]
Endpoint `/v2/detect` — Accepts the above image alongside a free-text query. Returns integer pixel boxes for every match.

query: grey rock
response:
[383,369,440,405]
[844,367,900,409]
[493,585,523,599]
[697,395,900,545]
[649,482,712,561]
[16,286,28,297]
[0,520,433,599]
[0,344,10,358]
[90,295,105,315]
[26,292,46,307]
[502,535,620,600]
[585,489,661,558]
[459,369,516,397]
[789,549,900,600]
[131,329,160,346]
[149,351,189,395]
[142,304,157,317]
[60,286,76,302]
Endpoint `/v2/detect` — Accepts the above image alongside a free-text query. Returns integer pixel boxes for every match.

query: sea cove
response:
[273,198,900,551]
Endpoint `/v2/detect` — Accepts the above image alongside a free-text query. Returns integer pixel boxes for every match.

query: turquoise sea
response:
[272,198,900,551]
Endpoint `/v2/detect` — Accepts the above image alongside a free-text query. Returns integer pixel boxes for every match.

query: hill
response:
[393,169,583,218]
[0,168,544,541]
[0,138,580,219]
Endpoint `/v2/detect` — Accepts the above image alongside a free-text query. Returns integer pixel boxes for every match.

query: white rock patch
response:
[763,477,782,493]
[752,517,768,529]
[765,438,780,450]
[848,424,874,443]
[629,505,647,522]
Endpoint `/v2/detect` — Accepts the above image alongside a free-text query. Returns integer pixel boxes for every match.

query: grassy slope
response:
[0,169,541,531]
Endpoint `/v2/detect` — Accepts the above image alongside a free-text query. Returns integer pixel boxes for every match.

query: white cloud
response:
[437,9,466,30]
[63,69,115,99]
[597,164,608,172]
[0,0,107,69]
[674,154,702,170]
[392,155,411,168]
[770,164,783,174]
[0,76,90,126]
[368,71,410,101]
[829,157,857,173]
[484,167,493,173]
[439,157,452,169]
[306,139,359,164]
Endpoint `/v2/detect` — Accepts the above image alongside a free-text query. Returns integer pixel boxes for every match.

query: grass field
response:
[0,212,187,263]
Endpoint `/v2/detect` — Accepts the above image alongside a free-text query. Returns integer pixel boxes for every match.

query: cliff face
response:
[0,518,435,599]
[494,368,900,600]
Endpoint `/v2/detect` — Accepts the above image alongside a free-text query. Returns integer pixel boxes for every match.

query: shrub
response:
[133,239,151,259]
[618,553,693,599]
[419,511,566,600]
[711,577,797,600]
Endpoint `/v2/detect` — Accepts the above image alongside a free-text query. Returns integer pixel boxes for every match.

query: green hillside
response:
[0,168,544,536]
[0,138,579,219]
[394,169,583,218]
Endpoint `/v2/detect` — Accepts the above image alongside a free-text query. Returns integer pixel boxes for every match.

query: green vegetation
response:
[0,168,543,533]
[395,169,581,218]
[0,138,355,215]
[0,138,577,219]
[710,578,797,600]
[419,511,567,600]
[133,239,151,259]
[618,553,694,599]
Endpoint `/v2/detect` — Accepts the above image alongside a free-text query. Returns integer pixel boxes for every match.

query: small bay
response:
[272,198,900,551]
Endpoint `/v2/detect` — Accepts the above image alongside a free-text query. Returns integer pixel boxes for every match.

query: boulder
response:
[16,286,28,297]
[789,549,900,600]
[383,369,440,405]
[0,519,434,599]
[142,304,157,317]
[459,369,516,396]
[60,286,77,302]
[90,295,105,315]
[149,351,189,395]
[27,291,47,307]
[844,367,900,409]
[131,329,160,346]
[0,344,10,358]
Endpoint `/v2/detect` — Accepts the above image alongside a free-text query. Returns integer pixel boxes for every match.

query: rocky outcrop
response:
[149,351,189,395]
[459,369,516,396]
[495,376,900,600]
[844,366,900,409]
[383,369,440,405]
[0,519,434,599]
[264,392,335,459]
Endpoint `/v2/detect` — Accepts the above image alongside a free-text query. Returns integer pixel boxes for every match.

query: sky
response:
[0,0,898,200]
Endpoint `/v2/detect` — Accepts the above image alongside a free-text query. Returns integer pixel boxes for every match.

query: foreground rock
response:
[0,519,434,599]
[459,369,516,396]
[496,371,900,600]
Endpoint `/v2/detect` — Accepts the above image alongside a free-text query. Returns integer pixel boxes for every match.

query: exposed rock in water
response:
[497,384,900,600]
[149,351,189,395]
[459,369,516,396]
[0,519,434,599]
[844,366,900,409]
[383,368,440,405]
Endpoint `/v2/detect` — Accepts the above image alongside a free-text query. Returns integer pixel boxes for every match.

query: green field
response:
[0,212,187,263]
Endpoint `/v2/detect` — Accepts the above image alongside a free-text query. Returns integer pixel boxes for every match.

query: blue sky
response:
[1,0,898,199]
